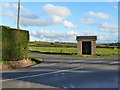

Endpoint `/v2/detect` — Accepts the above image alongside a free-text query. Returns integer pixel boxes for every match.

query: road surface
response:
[1,52,119,88]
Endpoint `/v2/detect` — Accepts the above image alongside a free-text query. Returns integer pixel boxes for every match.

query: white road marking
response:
[109,62,119,64]
[1,67,84,82]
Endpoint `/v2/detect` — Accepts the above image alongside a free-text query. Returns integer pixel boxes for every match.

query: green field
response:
[29,47,77,53]
[29,41,120,48]
[29,46,119,57]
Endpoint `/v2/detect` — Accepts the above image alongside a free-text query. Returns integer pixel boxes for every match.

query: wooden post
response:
[17,0,20,30]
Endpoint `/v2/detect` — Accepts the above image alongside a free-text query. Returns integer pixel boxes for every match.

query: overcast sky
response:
[0,1,119,43]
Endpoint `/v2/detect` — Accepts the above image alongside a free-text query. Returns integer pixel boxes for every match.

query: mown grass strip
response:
[0,60,9,65]
[29,49,120,57]
[28,56,44,64]
[0,57,44,65]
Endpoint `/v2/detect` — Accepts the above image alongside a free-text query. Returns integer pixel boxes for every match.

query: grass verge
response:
[29,46,119,57]
[0,60,9,65]
[29,50,120,57]
[28,56,44,64]
[0,57,44,70]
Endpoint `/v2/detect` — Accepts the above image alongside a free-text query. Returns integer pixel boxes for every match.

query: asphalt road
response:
[1,52,119,88]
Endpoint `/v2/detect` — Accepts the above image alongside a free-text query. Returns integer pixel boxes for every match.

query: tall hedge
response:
[1,26,29,61]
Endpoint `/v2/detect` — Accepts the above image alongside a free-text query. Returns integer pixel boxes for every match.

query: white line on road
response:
[109,62,119,64]
[1,67,84,82]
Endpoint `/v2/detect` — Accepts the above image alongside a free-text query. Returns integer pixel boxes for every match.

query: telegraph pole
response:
[17,0,20,30]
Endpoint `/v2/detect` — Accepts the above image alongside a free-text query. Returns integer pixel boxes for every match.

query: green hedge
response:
[1,26,29,61]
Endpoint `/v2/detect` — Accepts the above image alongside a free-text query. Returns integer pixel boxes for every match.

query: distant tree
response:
[50,43,54,46]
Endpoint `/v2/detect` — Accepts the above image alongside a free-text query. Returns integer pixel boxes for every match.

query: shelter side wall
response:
[77,41,82,55]
[91,40,96,55]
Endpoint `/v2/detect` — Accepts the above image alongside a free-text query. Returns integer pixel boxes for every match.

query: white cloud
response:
[30,30,80,42]
[42,4,71,19]
[63,20,77,29]
[21,4,76,27]
[98,33,118,43]
[101,22,118,29]
[1,4,40,26]
[99,22,118,32]
[1,3,33,19]
[66,31,79,36]
[1,2,25,10]
[21,18,53,27]
[113,6,120,10]
[80,17,118,33]
[113,6,118,9]
[106,0,119,2]
[1,3,77,28]
[30,29,118,43]
[83,31,96,36]
[2,3,17,8]
[88,11,111,19]
[82,31,118,43]
[80,18,96,25]
[80,20,118,43]
[1,10,15,17]
[21,13,39,19]
[42,4,71,23]
[52,16,63,23]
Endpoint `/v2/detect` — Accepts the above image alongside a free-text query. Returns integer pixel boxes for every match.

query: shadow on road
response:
[2,65,119,88]
[2,53,119,88]
[29,50,77,55]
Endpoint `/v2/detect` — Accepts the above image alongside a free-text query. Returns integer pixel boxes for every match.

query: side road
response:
[2,52,119,88]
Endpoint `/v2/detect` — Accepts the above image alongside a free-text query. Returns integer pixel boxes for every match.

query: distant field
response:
[29,47,77,54]
[29,41,120,48]
[29,46,119,57]
[29,41,119,57]
[29,41,76,47]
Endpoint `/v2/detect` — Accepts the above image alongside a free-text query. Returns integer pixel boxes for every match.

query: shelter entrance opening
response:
[82,41,91,55]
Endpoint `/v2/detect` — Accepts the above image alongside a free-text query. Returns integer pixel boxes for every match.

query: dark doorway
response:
[82,41,91,55]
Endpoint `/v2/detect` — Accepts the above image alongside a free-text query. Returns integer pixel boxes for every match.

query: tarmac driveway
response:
[1,52,119,88]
